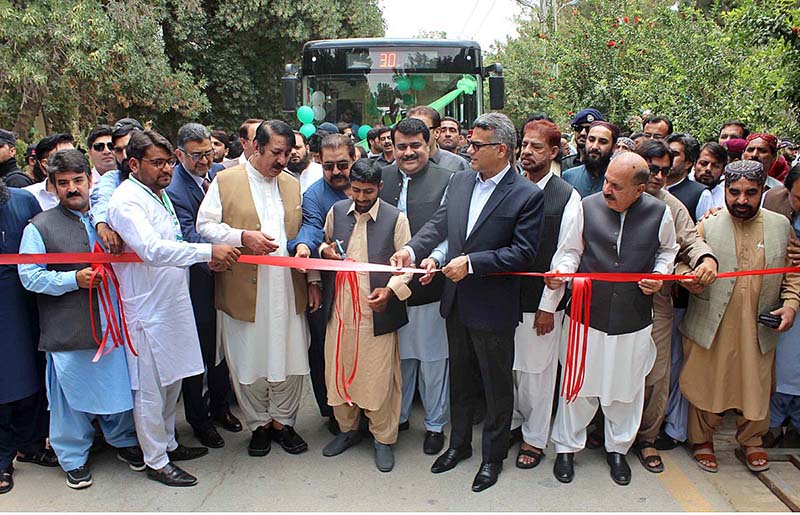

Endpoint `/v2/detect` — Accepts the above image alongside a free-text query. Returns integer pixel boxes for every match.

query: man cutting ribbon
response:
[546,152,678,486]
[18,149,142,490]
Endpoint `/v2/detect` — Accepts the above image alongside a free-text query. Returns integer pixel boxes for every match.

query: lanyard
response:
[128,176,184,242]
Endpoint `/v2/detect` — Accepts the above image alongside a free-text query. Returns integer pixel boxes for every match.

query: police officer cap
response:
[571,108,605,127]
[0,128,16,146]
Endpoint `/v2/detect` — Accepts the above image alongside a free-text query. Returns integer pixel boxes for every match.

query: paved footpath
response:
[2,383,789,512]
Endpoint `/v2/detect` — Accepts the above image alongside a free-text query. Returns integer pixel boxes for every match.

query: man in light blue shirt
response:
[562,121,619,198]
[18,149,141,490]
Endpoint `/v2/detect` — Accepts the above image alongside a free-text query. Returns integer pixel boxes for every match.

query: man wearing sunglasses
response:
[86,125,117,186]
[166,124,239,451]
[561,108,604,172]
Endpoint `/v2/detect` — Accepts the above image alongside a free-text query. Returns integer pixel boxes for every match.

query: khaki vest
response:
[214,165,307,322]
[680,209,790,354]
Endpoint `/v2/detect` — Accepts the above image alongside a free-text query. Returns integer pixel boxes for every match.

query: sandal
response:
[692,442,718,473]
[0,467,13,495]
[16,448,59,467]
[516,446,544,469]
[635,442,664,473]
[742,445,769,472]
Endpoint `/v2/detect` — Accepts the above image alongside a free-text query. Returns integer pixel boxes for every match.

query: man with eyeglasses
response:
[631,140,717,475]
[165,123,240,451]
[408,106,470,173]
[198,120,312,460]
[287,134,354,435]
[391,112,544,492]
[563,121,619,198]
[379,118,452,456]
[642,116,673,141]
[86,125,117,186]
[108,130,241,487]
[561,108,604,172]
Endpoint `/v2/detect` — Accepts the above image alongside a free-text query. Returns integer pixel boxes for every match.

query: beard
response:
[286,154,310,175]
[728,202,759,220]
[584,150,611,176]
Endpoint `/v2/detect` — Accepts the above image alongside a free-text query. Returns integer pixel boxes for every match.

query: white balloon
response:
[313,106,326,121]
[311,91,325,106]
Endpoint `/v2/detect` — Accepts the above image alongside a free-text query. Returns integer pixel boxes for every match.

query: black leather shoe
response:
[212,410,243,433]
[248,426,272,457]
[398,420,410,431]
[167,444,209,462]
[472,462,502,492]
[607,452,631,486]
[271,425,308,454]
[423,431,445,455]
[431,447,472,474]
[553,453,575,483]
[146,462,197,487]
[193,425,225,449]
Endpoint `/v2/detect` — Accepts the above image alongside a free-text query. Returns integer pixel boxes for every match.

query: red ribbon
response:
[88,243,137,362]
[332,269,362,406]
[562,277,592,403]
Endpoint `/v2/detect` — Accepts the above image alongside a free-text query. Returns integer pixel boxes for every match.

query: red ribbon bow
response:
[333,268,362,406]
[88,243,137,363]
[561,277,592,403]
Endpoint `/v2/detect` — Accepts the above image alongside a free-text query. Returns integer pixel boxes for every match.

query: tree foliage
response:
[493,0,800,140]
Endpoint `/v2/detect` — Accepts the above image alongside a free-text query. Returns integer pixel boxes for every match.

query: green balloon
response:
[402,93,414,105]
[411,75,426,91]
[299,123,316,138]
[395,76,411,92]
[358,125,371,140]
[297,106,314,124]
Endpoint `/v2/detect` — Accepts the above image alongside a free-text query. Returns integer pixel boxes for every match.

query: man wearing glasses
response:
[86,125,117,186]
[166,124,240,451]
[561,108,604,172]
[642,116,673,141]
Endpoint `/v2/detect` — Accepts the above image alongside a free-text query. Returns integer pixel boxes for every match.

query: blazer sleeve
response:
[288,189,326,257]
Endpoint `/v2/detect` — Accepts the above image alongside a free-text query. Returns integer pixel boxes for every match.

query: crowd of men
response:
[1,103,799,496]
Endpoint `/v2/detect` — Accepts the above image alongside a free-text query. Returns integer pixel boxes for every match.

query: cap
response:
[0,129,16,146]
[723,138,747,155]
[112,117,143,133]
[318,122,339,134]
[571,108,605,127]
[726,159,762,174]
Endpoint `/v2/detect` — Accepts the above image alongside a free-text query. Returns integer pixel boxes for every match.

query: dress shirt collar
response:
[347,198,381,222]
[533,170,553,189]
[188,169,208,188]
[476,164,511,186]
[665,175,687,191]
[246,161,273,184]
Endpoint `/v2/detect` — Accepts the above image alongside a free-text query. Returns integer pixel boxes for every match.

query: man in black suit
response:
[391,112,544,492]
[166,123,241,449]
[665,133,706,222]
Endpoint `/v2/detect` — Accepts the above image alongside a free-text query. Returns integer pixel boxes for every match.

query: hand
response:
[545,269,565,290]
[638,277,662,295]
[367,287,394,312]
[418,257,439,286]
[787,235,800,266]
[679,270,706,294]
[242,231,278,255]
[534,309,555,336]
[294,243,311,273]
[699,206,723,221]
[210,244,241,270]
[692,257,718,285]
[76,267,102,289]
[390,248,412,269]
[442,255,469,283]
[320,244,344,260]
[771,306,797,332]
[96,222,123,255]
[308,282,322,312]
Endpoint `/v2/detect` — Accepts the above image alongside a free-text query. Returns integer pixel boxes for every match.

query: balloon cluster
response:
[395,75,426,93]
[297,90,330,138]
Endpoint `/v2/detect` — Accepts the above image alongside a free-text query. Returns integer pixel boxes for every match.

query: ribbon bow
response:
[561,277,592,403]
[333,268,362,406]
[89,242,137,362]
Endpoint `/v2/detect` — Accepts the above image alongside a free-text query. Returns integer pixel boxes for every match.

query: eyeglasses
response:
[322,161,350,172]
[92,142,114,152]
[648,164,671,177]
[467,140,501,151]
[179,148,214,162]
[140,156,177,169]
[643,133,665,140]
[572,124,592,134]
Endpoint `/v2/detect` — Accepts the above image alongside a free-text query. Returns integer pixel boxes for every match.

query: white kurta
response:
[549,196,679,403]
[107,178,209,389]
[196,162,309,384]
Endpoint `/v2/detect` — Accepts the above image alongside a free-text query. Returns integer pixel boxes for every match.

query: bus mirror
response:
[281,75,298,113]
[489,75,505,111]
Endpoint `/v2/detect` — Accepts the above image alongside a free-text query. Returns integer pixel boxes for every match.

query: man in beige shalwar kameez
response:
[318,159,412,472]
[679,159,800,474]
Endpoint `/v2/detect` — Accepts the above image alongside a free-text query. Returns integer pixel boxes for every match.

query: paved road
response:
[2,383,788,511]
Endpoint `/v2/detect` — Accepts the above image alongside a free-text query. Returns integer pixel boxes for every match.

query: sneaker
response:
[66,465,93,489]
[116,446,146,471]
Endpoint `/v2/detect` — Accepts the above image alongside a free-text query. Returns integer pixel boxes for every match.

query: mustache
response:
[66,191,82,198]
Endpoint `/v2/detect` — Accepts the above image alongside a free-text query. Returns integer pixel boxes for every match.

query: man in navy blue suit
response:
[167,123,241,449]
[392,113,544,492]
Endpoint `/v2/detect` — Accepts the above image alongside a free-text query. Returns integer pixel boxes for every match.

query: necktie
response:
[202,177,210,193]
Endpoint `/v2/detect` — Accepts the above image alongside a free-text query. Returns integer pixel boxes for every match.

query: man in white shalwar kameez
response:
[547,153,678,486]
[197,120,311,458]
[108,131,240,487]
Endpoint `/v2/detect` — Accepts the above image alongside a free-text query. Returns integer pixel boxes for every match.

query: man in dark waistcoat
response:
[511,119,581,470]
[547,152,678,486]
[380,118,452,456]
[0,176,53,495]
[319,159,412,473]
[18,149,141,489]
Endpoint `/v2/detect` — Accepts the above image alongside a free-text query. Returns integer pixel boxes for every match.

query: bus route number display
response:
[346,49,441,71]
